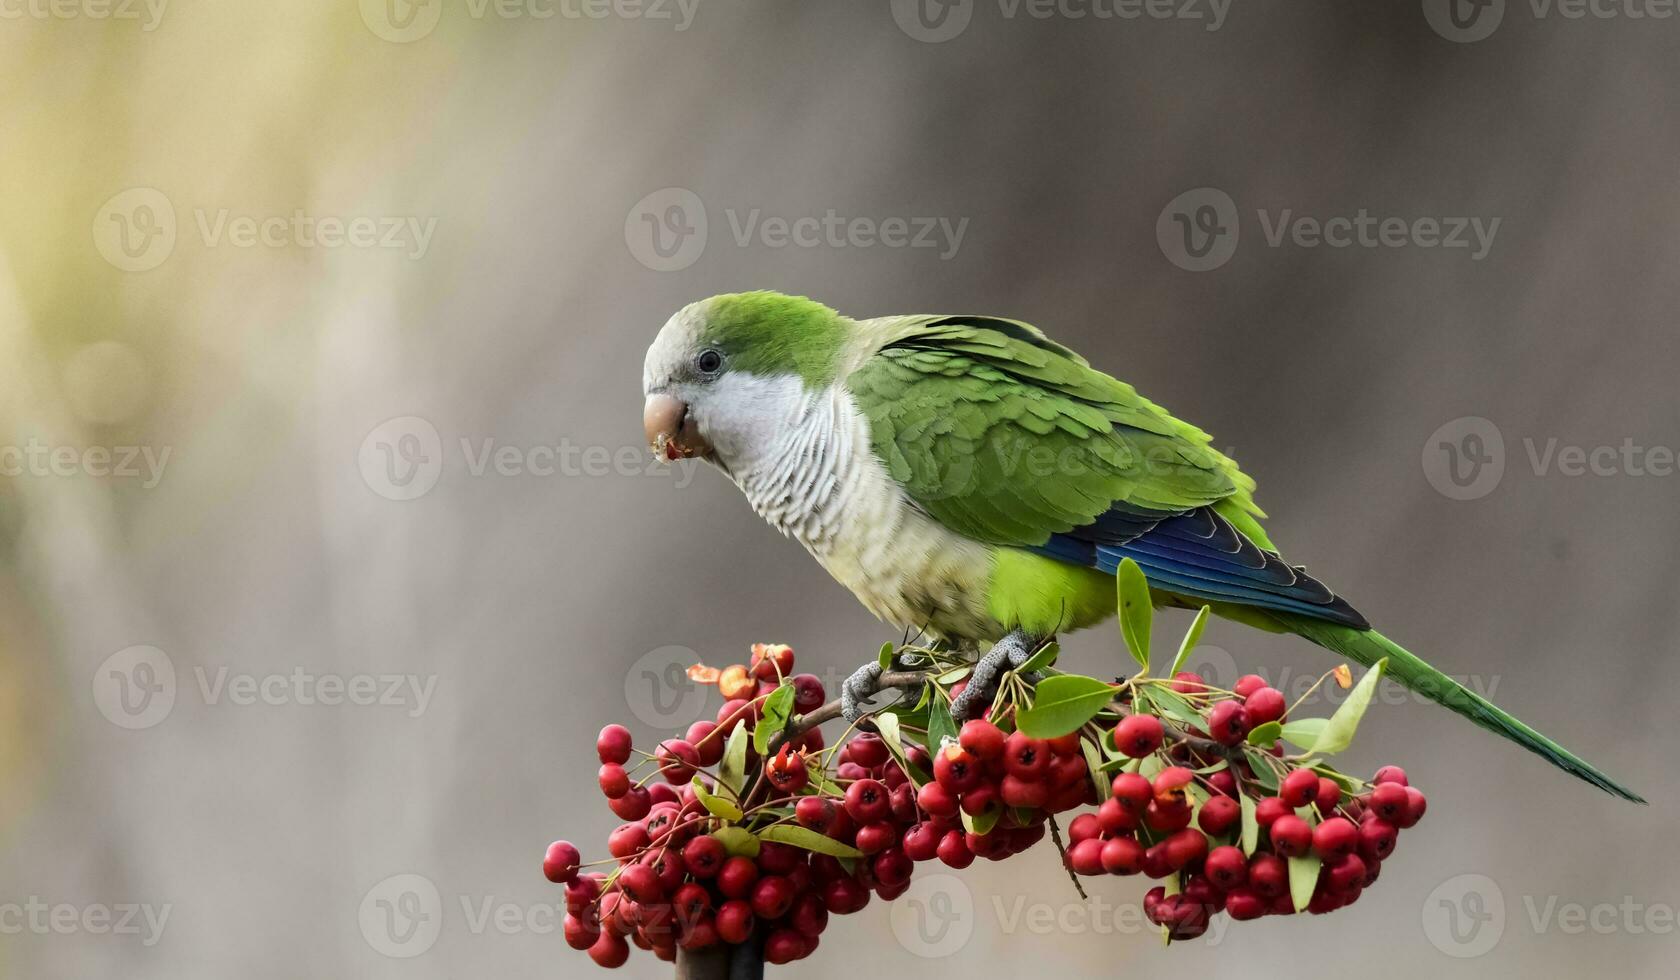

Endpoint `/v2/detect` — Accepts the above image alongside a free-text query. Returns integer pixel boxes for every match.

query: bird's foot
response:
[947,628,1045,721]
[840,661,885,724]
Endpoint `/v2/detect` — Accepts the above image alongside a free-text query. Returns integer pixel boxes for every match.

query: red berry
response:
[1254,796,1291,828]
[1197,795,1241,837]
[1171,671,1207,695]
[655,739,700,785]
[1205,845,1247,890]
[936,830,974,869]
[1142,843,1174,879]
[1370,782,1410,822]
[1208,769,1238,797]
[795,796,836,832]
[1280,768,1320,807]
[1046,732,1083,756]
[766,745,809,794]
[1398,787,1427,828]
[789,894,828,939]
[618,863,663,904]
[588,931,629,968]
[1312,816,1359,860]
[1096,797,1138,835]
[763,928,807,964]
[1244,687,1288,725]
[597,724,633,765]
[1114,714,1165,758]
[873,847,914,886]
[1152,766,1194,803]
[917,780,959,817]
[682,835,725,878]
[1048,752,1087,788]
[1068,837,1107,875]
[1359,818,1398,861]
[1205,700,1251,745]
[598,763,630,800]
[1233,674,1268,699]
[1000,773,1049,808]
[1145,799,1193,833]
[716,856,758,899]
[1249,854,1288,898]
[1003,732,1052,779]
[847,733,889,768]
[566,874,603,916]
[959,783,998,817]
[1327,853,1367,893]
[716,698,754,734]
[1164,827,1209,869]
[1068,812,1103,843]
[756,840,800,876]
[608,786,652,821]
[543,840,581,884]
[715,899,754,944]
[933,744,984,794]
[789,673,825,713]
[1100,836,1145,875]
[1110,772,1152,814]
[682,720,722,766]
[1314,777,1343,814]
[845,778,893,823]
[902,822,941,861]
[822,876,869,914]
[959,719,1007,760]
[750,643,795,681]
[564,913,600,950]
[750,875,796,919]
[607,823,650,860]
[1225,887,1266,920]
[854,821,898,854]
[1269,815,1312,857]
[1373,765,1408,787]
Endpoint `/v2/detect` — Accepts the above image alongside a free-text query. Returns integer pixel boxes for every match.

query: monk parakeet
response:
[642,291,1641,802]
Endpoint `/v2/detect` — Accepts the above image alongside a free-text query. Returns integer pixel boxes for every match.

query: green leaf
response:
[1081,738,1111,803]
[1279,717,1329,751]
[1145,687,1204,730]
[1117,558,1153,671]
[1239,793,1259,855]
[1288,854,1321,913]
[713,827,760,858]
[874,712,930,787]
[1309,659,1387,756]
[1167,605,1211,679]
[1246,720,1283,747]
[1139,754,1164,781]
[692,780,743,821]
[718,725,749,796]
[1312,764,1360,794]
[935,665,972,685]
[1243,748,1279,792]
[877,642,894,671]
[925,690,958,749]
[961,806,999,836]
[1014,675,1117,739]
[758,825,863,859]
[1017,641,1060,675]
[754,685,795,755]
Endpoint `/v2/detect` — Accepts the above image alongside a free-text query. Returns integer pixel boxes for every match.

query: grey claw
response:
[947,629,1044,722]
[841,662,883,723]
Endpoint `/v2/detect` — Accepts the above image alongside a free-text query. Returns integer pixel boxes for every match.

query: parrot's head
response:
[642,291,847,471]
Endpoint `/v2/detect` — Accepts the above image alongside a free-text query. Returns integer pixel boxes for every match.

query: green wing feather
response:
[847,315,1272,549]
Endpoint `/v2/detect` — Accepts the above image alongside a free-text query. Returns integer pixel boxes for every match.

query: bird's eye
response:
[695,349,723,376]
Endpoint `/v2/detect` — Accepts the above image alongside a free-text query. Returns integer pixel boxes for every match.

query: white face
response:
[642,306,809,475]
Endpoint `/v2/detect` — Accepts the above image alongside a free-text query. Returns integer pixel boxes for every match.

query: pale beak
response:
[644,392,712,461]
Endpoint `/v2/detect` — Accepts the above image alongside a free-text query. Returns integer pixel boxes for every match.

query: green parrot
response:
[642,290,1641,802]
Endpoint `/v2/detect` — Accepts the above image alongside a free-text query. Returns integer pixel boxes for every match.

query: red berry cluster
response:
[1062,671,1428,940]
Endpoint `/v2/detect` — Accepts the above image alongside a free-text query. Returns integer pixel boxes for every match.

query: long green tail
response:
[1272,615,1645,804]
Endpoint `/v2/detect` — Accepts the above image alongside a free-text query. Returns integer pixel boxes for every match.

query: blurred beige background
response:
[1,1,1677,977]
